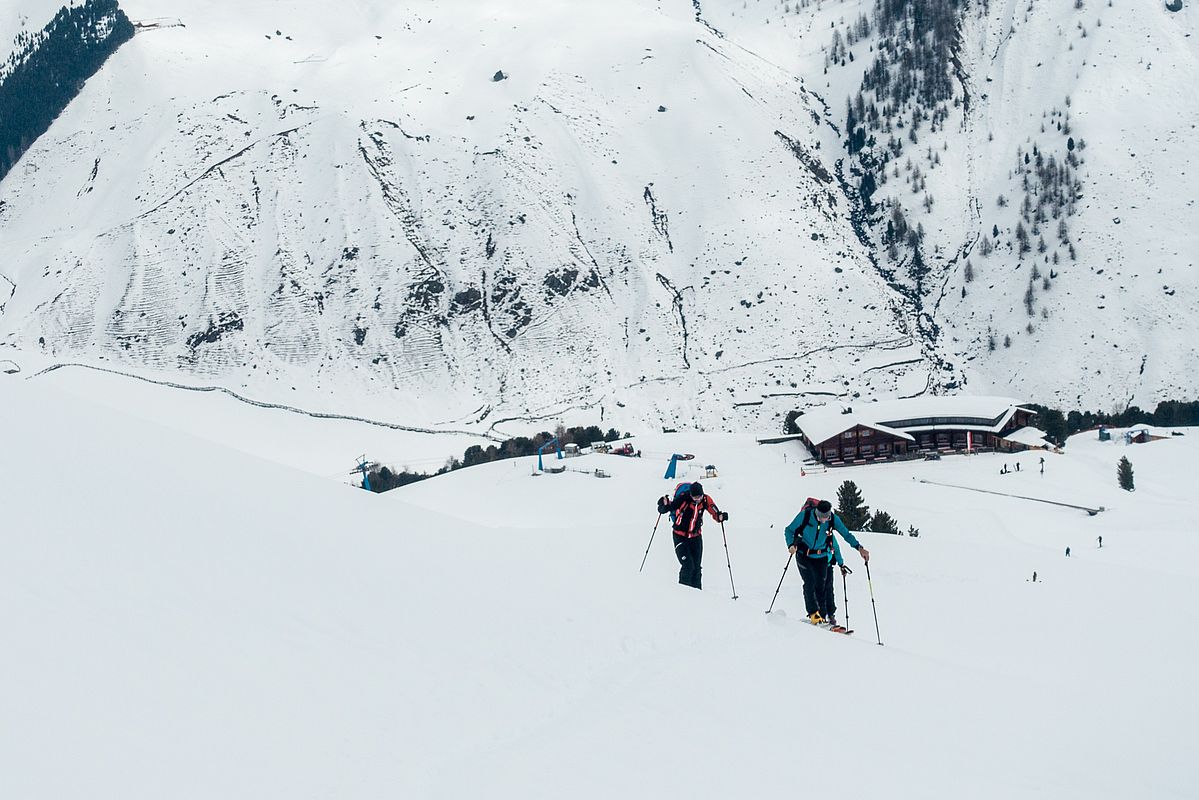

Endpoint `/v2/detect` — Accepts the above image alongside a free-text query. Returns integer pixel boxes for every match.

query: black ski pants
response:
[795,553,835,618]
[673,533,703,589]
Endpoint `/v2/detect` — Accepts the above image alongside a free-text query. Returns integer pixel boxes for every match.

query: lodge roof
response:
[796,395,1034,445]
[1001,426,1051,447]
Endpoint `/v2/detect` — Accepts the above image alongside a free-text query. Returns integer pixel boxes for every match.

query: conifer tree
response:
[1117,456,1135,491]
[836,480,871,530]
[868,510,900,534]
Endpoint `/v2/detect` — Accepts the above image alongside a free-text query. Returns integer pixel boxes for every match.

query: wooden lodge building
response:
[786,396,1047,467]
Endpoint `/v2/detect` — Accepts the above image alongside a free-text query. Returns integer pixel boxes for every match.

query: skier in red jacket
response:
[657,482,727,589]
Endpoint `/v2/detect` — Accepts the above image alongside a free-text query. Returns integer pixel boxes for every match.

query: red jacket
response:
[659,493,722,538]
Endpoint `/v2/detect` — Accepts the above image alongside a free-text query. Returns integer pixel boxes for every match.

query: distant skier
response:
[1040,456,1046,475]
[1016,462,1021,472]
[784,499,870,633]
[657,482,727,590]
[1065,547,1071,557]
[1032,571,1038,582]
[1097,535,1103,548]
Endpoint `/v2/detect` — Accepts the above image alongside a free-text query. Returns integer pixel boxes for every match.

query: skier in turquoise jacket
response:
[784,499,869,631]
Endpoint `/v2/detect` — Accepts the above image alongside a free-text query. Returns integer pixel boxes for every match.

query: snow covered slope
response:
[0,0,64,55]
[2,372,1196,798]
[0,0,1194,434]
[0,0,930,435]
[910,0,1199,407]
[701,0,1199,408]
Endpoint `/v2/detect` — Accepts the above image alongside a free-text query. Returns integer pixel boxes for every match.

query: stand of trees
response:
[1025,399,1199,446]
[0,0,134,182]
[836,480,919,536]
[365,425,630,493]
[835,0,966,286]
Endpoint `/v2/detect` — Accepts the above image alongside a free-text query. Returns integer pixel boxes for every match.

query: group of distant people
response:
[1001,457,1047,476]
[1032,536,1104,581]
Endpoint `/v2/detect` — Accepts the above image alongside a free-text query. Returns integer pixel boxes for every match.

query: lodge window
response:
[824,448,839,459]
[877,442,891,454]
[843,446,857,458]
[861,444,875,456]
[842,431,855,439]
[860,429,872,437]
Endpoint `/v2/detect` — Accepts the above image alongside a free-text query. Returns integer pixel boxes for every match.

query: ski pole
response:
[765,552,792,614]
[841,565,853,632]
[865,560,883,646]
[639,513,662,573]
[719,520,738,599]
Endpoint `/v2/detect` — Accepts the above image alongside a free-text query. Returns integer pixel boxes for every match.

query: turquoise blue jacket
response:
[784,510,861,566]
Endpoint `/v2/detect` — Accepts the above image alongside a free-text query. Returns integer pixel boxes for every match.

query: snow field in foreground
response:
[1,376,1196,798]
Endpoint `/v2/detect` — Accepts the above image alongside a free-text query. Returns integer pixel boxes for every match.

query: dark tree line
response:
[862,0,962,115]
[1024,400,1199,446]
[365,425,630,492]
[0,0,134,182]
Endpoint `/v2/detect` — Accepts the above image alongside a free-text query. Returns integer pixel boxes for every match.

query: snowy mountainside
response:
[2,372,1196,797]
[0,0,64,55]
[1,0,1195,436]
[702,0,1199,409]
[0,0,931,434]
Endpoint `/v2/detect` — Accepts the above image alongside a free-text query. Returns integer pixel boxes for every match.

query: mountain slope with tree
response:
[0,0,1194,435]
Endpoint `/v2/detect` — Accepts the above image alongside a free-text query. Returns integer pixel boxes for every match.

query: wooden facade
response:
[804,424,911,465]
[799,407,1039,467]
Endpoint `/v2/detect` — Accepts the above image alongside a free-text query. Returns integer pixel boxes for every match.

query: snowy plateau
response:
[0,0,1195,433]
[1,1,1199,797]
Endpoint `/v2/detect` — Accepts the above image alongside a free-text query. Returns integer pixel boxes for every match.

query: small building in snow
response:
[1124,428,1156,445]
[790,396,1042,466]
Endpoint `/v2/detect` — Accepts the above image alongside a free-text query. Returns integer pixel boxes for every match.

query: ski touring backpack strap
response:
[669,482,693,524]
